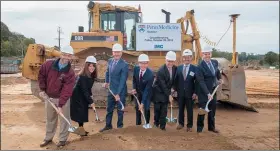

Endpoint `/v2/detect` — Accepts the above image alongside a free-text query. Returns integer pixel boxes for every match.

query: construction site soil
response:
[1,69,279,150]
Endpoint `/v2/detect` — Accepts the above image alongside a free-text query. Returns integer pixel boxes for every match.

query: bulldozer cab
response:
[99,10,139,50]
[70,1,141,53]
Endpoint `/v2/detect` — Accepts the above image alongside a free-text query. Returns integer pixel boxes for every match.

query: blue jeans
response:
[105,94,126,128]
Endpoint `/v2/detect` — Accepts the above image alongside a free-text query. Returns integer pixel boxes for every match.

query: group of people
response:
[37,43,222,147]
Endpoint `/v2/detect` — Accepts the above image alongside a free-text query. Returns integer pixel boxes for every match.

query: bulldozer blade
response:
[213,58,258,112]
[224,65,257,112]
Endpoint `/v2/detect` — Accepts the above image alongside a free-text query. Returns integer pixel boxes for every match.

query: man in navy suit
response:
[132,54,154,127]
[174,49,197,132]
[152,51,177,131]
[100,43,129,132]
[196,46,223,134]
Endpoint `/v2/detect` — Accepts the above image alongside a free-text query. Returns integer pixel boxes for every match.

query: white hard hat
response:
[85,56,97,63]
[138,54,149,62]
[112,43,123,51]
[61,45,74,55]
[182,49,193,56]
[202,46,213,53]
[165,51,176,61]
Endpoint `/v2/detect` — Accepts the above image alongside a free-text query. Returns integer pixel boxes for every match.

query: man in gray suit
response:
[100,43,129,132]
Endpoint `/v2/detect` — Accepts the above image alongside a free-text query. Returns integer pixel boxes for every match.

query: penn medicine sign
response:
[136,23,181,51]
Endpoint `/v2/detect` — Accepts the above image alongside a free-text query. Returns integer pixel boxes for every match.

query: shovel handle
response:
[203,84,220,112]
[46,98,72,127]
[132,94,148,125]
[108,88,124,110]
[93,109,100,120]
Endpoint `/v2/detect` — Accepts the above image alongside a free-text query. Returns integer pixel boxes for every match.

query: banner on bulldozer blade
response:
[136,23,181,51]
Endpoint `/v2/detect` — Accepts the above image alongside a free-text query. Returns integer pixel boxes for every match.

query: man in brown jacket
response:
[38,46,76,147]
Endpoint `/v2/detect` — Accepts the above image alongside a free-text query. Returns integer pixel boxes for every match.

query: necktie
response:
[140,70,143,81]
[111,60,117,72]
[183,65,187,80]
[207,62,217,87]
[169,68,172,80]
[208,62,215,75]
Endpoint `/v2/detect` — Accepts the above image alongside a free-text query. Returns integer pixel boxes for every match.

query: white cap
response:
[165,51,176,61]
[112,43,123,51]
[182,49,193,56]
[61,45,74,55]
[85,56,97,63]
[202,46,212,53]
[138,54,149,62]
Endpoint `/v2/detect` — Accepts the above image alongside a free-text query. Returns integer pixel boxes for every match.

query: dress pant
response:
[197,90,217,132]
[178,95,194,128]
[135,93,150,125]
[154,102,168,129]
[105,94,126,128]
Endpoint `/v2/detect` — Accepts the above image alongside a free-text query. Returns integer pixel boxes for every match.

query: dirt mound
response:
[49,126,241,150]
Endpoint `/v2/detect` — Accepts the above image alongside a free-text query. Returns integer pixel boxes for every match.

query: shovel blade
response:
[142,124,148,129]
[166,117,170,122]
[143,124,152,129]
[95,119,104,123]
[198,108,209,115]
[68,126,78,133]
[171,118,177,123]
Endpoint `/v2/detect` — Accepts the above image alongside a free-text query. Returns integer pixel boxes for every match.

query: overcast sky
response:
[1,1,279,54]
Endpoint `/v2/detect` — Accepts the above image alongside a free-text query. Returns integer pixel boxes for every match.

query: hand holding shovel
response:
[132,94,151,129]
[107,88,124,111]
[39,93,80,135]
[166,95,177,123]
[198,84,220,115]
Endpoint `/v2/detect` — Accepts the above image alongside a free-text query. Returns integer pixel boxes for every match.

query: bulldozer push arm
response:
[22,44,62,81]
[177,9,202,64]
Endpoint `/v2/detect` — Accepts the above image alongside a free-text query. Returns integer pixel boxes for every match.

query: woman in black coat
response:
[70,56,97,136]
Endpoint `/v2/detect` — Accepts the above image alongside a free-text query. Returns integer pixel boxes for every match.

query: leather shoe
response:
[99,127,112,133]
[160,128,166,131]
[40,140,52,147]
[209,129,219,133]
[176,124,184,130]
[186,127,192,132]
[57,141,66,147]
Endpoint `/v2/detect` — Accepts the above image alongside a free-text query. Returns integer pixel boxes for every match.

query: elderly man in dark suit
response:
[152,51,177,131]
[196,46,223,135]
[174,49,197,132]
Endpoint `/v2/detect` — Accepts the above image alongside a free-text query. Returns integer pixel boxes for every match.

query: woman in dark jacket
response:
[70,56,97,136]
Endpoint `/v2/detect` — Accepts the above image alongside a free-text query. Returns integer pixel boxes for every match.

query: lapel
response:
[163,64,170,81]
[179,65,183,77]
[172,66,176,80]
[135,66,140,83]
[181,64,191,81]
[142,68,149,81]
[186,64,192,80]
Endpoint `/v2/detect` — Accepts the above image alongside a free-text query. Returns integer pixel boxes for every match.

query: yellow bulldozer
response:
[21,1,256,112]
